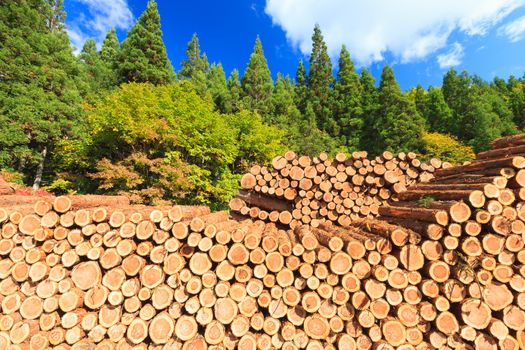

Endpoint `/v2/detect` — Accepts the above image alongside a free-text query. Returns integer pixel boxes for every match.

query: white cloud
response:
[264,0,524,65]
[437,42,464,68]
[498,15,525,42]
[67,0,134,52]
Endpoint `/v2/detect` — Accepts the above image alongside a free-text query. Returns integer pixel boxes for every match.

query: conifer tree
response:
[272,74,296,118]
[241,36,273,116]
[227,69,242,113]
[179,33,208,96]
[442,69,514,150]
[359,68,380,152]
[294,59,308,114]
[332,45,362,149]
[0,0,83,189]
[374,65,424,154]
[100,28,119,66]
[425,86,453,133]
[118,0,174,84]
[206,63,229,113]
[80,38,116,96]
[507,75,525,128]
[308,25,334,134]
[180,33,209,79]
[413,84,428,118]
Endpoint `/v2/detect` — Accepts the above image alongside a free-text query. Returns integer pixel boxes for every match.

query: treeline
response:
[0,0,522,206]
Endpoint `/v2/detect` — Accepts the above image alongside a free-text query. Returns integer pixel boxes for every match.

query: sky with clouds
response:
[64,0,525,90]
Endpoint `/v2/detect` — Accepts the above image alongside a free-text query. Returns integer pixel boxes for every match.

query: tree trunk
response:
[32,146,47,191]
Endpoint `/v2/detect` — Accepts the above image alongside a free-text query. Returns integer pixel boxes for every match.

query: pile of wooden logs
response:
[0,192,427,349]
[229,150,450,228]
[4,133,525,349]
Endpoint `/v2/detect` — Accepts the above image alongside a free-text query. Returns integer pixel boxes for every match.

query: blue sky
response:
[65,0,525,90]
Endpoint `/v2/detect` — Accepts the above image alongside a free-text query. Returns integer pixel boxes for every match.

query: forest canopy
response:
[1,0,522,206]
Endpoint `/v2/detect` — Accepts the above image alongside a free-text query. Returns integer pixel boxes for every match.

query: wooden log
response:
[379,205,448,225]
[234,190,292,212]
[436,156,525,177]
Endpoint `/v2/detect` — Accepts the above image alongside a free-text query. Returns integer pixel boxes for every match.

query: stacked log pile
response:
[4,133,525,349]
[373,133,525,349]
[229,150,449,228]
[0,192,433,349]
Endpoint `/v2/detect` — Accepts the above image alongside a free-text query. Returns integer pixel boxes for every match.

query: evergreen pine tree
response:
[271,74,299,123]
[294,59,308,114]
[227,69,242,113]
[426,86,453,133]
[507,75,525,128]
[442,69,516,150]
[100,27,119,65]
[241,36,273,116]
[0,0,83,189]
[359,68,380,152]
[179,33,208,96]
[206,63,229,113]
[332,45,362,149]
[80,39,98,66]
[79,38,116,96]
[179,33,209,79]
[413,84,428,118]
[118,0,174,84]
[375,65,424,154]
[308,25,335,135]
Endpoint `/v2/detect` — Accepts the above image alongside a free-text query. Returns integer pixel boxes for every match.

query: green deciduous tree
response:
[308,25,334,135]
[332,45,362,149]
[86,82,283,205]
[507,76,525,128]
[118,0,174,84]
[241,36,273,116]
[420,132,475,164]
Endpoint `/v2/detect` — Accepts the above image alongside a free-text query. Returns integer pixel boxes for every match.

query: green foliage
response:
[80,38,117,99]
[100,28,119,65]
[420,132,475,164]
[332,46,363,149]
[206,63,229,113]
[425,86,454,133]
[294,60,308,114]
[308,25,334,134]
[5,10,525,206]
[86,82,283,204]
[226,69,242,114]
[271,74,296,120]
[0,0,84,189]
[416,196,435,207]
[118,0,174,84]
[241,37,273,116]
[442,69,517,151]
[372,65,425,155]
[359,68,381,152]
[179,33,208,96]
